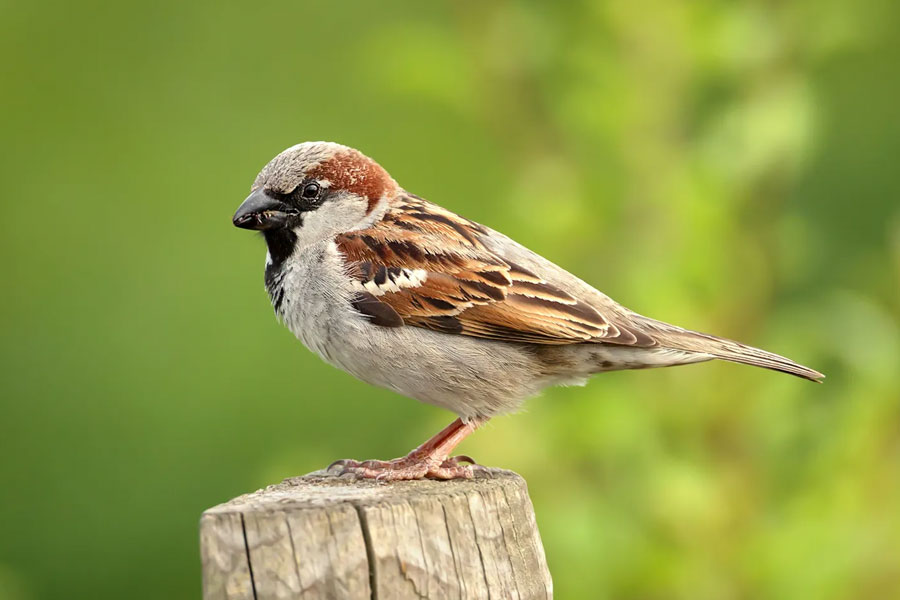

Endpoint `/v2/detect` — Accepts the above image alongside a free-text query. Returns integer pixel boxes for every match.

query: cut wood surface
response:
[200,468,552,600]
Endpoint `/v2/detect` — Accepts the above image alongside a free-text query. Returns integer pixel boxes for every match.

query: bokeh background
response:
[2,1,899,598]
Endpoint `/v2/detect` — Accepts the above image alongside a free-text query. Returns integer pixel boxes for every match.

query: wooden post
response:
[200,468,552,600]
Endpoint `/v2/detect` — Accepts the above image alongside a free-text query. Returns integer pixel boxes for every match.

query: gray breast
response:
[267,240,552,420]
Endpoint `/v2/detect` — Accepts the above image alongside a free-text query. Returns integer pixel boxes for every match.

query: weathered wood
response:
[200,469,552,600]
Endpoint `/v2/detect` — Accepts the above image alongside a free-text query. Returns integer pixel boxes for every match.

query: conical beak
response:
[232,189,298,230]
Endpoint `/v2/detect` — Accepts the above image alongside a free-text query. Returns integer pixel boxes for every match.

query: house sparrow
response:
[233,142,823,481]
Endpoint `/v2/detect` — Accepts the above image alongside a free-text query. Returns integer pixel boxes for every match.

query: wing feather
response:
[337,194,656,347]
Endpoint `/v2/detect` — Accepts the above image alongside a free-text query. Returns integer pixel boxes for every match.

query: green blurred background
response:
[2,1,898,598]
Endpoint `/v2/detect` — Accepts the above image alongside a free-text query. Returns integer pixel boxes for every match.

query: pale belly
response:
[272,245,549,419]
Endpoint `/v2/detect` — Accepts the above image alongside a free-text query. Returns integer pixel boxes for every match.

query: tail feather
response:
[645,321,824,382]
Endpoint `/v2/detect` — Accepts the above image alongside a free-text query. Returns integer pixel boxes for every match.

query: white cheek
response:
[265,251,273,267]
[292,196,369,248]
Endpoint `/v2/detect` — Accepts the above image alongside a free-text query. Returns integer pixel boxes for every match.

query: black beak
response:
[232,189,299,230]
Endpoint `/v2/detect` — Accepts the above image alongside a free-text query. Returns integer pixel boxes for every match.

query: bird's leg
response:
[329,416,488,481]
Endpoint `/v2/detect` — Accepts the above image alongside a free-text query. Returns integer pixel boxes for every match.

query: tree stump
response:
[200,468,552,600]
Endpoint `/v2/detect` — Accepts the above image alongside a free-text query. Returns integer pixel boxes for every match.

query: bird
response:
[232,141,823,481]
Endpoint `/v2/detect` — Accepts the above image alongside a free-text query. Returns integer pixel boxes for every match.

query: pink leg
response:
[329,417,488,481]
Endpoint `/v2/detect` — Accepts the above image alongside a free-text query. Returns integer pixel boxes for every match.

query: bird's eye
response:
[301,182,320,200]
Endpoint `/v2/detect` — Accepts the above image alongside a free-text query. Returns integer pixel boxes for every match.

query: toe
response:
[427,462,475,480]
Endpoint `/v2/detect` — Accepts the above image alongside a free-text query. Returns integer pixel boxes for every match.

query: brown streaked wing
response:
[337,195,657,347]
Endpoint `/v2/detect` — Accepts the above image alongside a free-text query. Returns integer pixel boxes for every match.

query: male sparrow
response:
[233,142,822,481]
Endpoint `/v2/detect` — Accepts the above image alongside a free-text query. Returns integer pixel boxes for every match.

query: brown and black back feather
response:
[338,194,655,347]
[339,193,823,382]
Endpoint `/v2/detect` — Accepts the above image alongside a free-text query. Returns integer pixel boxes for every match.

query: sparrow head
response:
[233,142,398,243]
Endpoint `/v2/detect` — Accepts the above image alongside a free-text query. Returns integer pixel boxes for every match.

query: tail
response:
[644,320,824,382]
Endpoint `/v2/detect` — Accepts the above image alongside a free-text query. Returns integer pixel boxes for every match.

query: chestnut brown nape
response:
[306,150,398,214]
[252,143,398,215]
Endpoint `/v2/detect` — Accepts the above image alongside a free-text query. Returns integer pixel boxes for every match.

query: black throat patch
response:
[263,229,297,270]
[263,229,297,312]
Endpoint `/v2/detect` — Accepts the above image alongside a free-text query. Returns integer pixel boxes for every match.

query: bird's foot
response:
[328,453,478,481]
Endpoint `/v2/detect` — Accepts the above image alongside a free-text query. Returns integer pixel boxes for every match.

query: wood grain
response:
[200,469,552,599]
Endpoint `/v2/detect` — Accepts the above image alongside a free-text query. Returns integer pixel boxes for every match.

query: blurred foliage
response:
[1,1,899,599]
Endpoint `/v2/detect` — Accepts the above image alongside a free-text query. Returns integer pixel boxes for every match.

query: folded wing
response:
[337,194,656,347]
